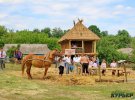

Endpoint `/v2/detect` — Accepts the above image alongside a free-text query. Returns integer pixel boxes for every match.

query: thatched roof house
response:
[58,21,100,42]
[4,44,50,55]
[58,20,100,55]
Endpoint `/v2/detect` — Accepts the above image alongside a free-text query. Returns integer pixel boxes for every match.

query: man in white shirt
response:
[73,55,81,74]
[65,55,72,74]
[0,47,6,69]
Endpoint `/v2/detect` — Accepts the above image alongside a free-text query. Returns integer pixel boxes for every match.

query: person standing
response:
[100,59,107,76]
[88,58,93,75]
[0,47,6,70]
[14,49,23,64]
[73,55,81,75]
[80,54,89,75]
[54,55,60,68]
[96,57,100,66]
[65,55,72,74]
[58,57,65,76]
[110,60,117,75]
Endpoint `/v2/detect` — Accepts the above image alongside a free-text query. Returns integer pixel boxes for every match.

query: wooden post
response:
[82,40,84,53]
[69,40,71,49]
[98,65,101,82]
[93,41,96,58]
[94,41,96,53]
[123,63,127,82]
[92,41,94,53]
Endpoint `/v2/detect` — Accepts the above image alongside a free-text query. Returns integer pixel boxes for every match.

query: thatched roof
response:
[117,48,133,55]
[4,44,50,55]
[20,44,50,54]
[58,20,100,43]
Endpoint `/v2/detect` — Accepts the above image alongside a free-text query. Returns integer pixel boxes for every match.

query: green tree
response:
[116,30,131,48]
[130,38,135,62]
[51,28,64,38]
[88,25,101,37]
[97,36,128,63]
[33,28,40,33]
[6,46,17,58]
[100,31,108,37]
[0,42,4,48]
[0,25,7,37]
[41,27,51,37]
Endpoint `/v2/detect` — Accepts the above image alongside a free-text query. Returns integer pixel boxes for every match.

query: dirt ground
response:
[8,64,135,85]
[1,64,135,100]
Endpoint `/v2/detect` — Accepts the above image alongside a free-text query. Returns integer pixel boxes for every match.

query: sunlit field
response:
[0,63,135,100]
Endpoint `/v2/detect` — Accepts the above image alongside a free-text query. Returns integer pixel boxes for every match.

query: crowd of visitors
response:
[1,46,118,77]
[57,54,118,76]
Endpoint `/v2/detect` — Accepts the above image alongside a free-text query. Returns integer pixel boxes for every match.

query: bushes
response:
[1,31,60,50]
[97,36,129,63]
[6,45,19,58]
[0,42,4,48]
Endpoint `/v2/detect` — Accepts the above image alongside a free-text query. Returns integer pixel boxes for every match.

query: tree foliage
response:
[6,46,18,58]
[33,28,40,33]
[97,36,129,63]
[41,27,51,37]
[116,30,131,48]
[1,30,60,50]
[129,38,135,62]
[0,25,133,62]
[51,27,65,38]
[0,25,7,36]
[88,25,101,37]
[88,25,109,37]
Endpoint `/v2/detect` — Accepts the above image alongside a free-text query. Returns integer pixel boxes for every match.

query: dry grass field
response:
[0,63,135,100]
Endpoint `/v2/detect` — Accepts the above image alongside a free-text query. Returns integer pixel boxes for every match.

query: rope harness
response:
[23,52,52,67]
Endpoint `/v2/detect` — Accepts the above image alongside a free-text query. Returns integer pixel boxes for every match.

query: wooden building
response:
[58,20,100,56]
[4,44,50,55]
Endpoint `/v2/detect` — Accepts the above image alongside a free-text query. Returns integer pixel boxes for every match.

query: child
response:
[110,60,117,75]
[58,57,65,76]
[88,59,93,75]
[101,59,107,76]
[91,60,98,75]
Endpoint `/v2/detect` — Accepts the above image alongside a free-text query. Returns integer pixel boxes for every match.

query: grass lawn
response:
[0,63,135,100]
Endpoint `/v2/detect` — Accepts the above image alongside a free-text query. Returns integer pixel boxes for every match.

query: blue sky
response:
[0,0,135,36]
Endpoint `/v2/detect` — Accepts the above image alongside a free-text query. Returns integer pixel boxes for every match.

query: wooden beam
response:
[82,40,84,53]
[94,41,96,53]
[69,40,71,49]
[98,65,101,82]
[123,63,127,82]
[92,41,94,52]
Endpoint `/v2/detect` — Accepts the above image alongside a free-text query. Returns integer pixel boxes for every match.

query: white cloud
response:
[113,4,135,16]
[0,13,8,19]
[0,0,24,4]
[32,7,67,17]
[0,0,135,36]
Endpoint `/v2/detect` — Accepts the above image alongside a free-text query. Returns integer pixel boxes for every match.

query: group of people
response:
[57,54,118,76]
[0,47,23,70]
[1,46,118,76]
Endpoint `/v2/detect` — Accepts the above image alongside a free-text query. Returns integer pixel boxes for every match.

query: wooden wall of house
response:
[84,41,92,53]
[60,41,69,53]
